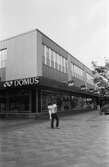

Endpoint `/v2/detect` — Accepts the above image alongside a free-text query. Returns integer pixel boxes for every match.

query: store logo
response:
[3,81,13,87]
[14,77,39,87]
[3,77,39,88]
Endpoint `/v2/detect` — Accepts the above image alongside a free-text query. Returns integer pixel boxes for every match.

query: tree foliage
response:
[92,60,109,93]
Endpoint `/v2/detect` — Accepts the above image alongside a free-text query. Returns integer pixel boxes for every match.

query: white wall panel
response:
[6,30,37,80]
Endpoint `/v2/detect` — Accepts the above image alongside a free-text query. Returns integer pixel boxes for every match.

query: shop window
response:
[0,98,6,112]
[9,95,30,112]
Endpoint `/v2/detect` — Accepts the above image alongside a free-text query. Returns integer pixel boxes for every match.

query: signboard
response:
[80,85,87,90]
[3,77,39,88]
[68,80,74,87]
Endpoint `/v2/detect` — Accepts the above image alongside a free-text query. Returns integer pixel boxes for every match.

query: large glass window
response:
[61,57,63,72]
[86,73,94,85]
[48,48,51,67]
[51,49,54,67]
[63,58,66,73]
[43,44,68,73]
[46,46,49,66]
[44,45,49,65]
[54,52,57,69]
[57,53,60,70]
[73,64,84,80]
[52,51,56,68]
[65,59,68,73]
[41,90,95,112]
[71,63,74,76]
[74,65,78,77]
[62,58,66,72]
[0,49,7,68]
[44,45,47,64]
[0,98,6,112]
[9,95,30,112]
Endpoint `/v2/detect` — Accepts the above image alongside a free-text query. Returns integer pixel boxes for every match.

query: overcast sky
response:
[0,0,109,69]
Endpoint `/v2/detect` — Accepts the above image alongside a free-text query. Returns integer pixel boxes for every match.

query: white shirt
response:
[48,104,57,119]
[52,104,57,113]
[48,105,53,119]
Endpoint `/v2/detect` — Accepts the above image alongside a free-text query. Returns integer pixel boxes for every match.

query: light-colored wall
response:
[6,30,37,80]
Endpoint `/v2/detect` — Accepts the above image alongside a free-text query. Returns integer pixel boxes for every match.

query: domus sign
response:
[3,77,39,88]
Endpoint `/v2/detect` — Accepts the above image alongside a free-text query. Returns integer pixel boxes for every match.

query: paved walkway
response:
[0,110,109,167]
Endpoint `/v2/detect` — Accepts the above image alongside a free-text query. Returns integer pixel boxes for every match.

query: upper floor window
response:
[0,49,7,68]
[71,63,84,80]
[44,45,47,65]
[48,48,52,67]
[63,57,67,73]
[71,63,74,75]
[43,44,67,73]
[86,73,94,85]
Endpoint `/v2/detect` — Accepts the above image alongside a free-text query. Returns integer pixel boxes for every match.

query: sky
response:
[0,0,109,69]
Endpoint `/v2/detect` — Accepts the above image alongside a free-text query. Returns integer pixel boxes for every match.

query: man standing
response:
[48,102,53,120]
[48,99,59,129]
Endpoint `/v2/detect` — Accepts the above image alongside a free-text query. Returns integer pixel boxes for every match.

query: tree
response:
[92,60,109,95]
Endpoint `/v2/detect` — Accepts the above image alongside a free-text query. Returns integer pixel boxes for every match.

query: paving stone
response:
[0,110,109,167]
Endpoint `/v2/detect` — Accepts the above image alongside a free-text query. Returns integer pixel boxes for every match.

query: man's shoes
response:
[50,127,60,129]
[56,127,60,129]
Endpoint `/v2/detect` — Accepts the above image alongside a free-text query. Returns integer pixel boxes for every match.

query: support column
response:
[31,87,41,113]
[31,88,36,113]
[38,88,41,113]
[6,95,9,113]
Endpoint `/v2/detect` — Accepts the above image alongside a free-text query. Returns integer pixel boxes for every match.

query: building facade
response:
[0,29,97,118]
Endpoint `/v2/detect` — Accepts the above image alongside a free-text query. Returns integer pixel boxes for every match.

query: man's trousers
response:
[51,113,59,128]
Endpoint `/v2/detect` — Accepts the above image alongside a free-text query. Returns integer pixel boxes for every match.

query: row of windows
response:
[71,63,94,84]
[0,49,7,68]
[0,47,94,86]
[43,45,94,85]
[43,45,67,73]
[70,63,84,80]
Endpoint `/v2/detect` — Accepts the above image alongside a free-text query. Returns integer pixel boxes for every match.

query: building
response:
[0,29,97,118]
